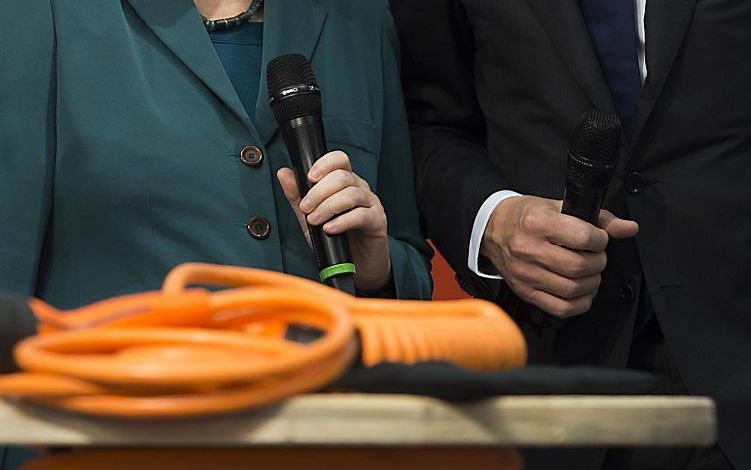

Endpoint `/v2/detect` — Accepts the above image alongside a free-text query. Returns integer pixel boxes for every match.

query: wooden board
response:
[22,449,525,470]
[0,394,715,447]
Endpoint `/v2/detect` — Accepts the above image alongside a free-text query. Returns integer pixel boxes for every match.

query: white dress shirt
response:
[468,0,647,279]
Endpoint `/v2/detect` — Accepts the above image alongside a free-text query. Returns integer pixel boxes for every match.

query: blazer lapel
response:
[127,0,254,133]
[525,0,616,113]
[633,0,698,143]
[253,0,328,146]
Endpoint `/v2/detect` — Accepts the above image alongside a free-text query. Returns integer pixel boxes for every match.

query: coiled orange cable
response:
[0,263,526,418]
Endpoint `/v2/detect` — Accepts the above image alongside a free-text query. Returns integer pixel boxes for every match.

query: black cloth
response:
[390,1,751,468]
[335,363,659,398]
[0,292,36,374]
[521,320,734,470]
[602,317,734,470]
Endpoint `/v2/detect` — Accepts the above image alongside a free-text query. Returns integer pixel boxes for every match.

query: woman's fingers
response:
[300,168,361,214]
[308,150,352,183]
[307,186,374,225]
[276,168,310,241]
[281,150,390,291]
[323,206,386,237]
[277,167,301,205]
[300,151,371,219]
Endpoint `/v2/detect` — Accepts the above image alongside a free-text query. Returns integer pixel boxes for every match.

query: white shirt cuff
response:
[468,190,522,279]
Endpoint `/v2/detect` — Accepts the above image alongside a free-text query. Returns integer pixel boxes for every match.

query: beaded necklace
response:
[201,0,264,32]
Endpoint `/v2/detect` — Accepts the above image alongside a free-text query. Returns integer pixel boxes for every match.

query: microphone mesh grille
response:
[567,110,622,188]
[267,54,322,123]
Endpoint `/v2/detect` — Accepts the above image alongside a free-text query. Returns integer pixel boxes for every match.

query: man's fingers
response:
[525,289,594,318]
[484,196,615,319]
[544,213,609,252]
[513,263,601,300]
[534,245,607,279]
[308,150,352,183]
[598,209,640,239]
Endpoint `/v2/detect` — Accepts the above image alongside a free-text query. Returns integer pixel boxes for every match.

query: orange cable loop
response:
[0,263,526,418]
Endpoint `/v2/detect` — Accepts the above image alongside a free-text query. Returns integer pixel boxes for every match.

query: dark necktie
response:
[580,1,654,333]
[580,0,642,135]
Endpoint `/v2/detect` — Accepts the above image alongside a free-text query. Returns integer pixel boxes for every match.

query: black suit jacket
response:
[391,0,751,467]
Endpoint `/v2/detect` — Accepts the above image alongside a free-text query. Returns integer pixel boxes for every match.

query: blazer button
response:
[625,171,645,194]
[247,216,271,240]
[618,281,636,303]
[240,145,264,168]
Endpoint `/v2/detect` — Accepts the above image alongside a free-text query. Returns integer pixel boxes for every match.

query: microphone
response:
[562,110,622,223]
[541,110,622,355]
[267,54,356,295]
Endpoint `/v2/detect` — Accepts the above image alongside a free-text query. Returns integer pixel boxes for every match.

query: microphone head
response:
[567,110,622,189]
[267,53,323,124]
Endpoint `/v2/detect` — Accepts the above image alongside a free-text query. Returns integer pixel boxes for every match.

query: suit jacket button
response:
[247,216,271,240]
[240,145,264,168]
[625,171,645,194]
[619,281,636,302]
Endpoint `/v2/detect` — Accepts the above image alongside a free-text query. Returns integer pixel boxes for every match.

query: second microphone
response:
[267,53,356,295]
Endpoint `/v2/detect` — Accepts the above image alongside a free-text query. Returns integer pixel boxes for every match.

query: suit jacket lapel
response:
[633,0,698,143]
[127,0,255,133]
[253,0,328,146]
[525,0,616,113]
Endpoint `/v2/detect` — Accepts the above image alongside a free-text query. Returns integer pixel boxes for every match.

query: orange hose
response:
[0,263,526,418]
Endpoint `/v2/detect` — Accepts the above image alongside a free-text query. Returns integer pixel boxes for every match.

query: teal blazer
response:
[0,0,432,308]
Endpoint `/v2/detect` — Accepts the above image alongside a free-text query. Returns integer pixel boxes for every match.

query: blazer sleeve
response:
[377,6,434,300]
[0,0,56,296]
[390,0,507,299]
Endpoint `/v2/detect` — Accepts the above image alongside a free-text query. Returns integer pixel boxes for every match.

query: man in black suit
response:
[390,1,750,469]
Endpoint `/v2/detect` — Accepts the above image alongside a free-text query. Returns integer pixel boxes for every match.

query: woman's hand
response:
[277,151,392,292]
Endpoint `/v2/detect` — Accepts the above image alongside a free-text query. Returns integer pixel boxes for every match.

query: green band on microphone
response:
[319,263,357,283]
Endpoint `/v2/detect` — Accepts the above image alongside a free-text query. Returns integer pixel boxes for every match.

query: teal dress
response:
[0,1,431,467]
[0,0,432,310]
[209,22,265,121]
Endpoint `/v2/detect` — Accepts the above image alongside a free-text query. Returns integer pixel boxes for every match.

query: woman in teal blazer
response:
[0,0,432,311]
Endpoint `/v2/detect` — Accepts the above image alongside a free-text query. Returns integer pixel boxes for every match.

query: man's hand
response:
[277,151,391,292]
[481,195,639,318]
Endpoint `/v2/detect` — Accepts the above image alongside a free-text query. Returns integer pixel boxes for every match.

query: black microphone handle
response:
[281,116,356,295]
[561,185,606,225]
[542,178,607,355]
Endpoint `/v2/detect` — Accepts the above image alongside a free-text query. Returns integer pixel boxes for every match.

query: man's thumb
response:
[598,209,639,239]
